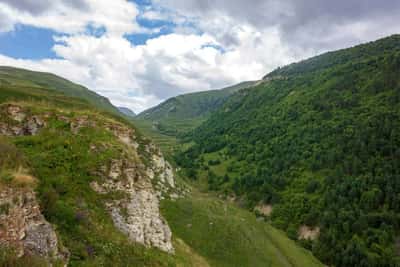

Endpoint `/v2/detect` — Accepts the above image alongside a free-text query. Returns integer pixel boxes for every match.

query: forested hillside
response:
[176,35,400,267]
[0,67,322,267]
[136,81,256,137]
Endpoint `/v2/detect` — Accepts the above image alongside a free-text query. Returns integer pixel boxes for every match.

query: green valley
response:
[1,2,398,267]
[0,66,322,267]
[136,81,256,138]
[172,35,400,267]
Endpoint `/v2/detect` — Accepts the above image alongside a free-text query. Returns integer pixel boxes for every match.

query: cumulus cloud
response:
[0,0,399,112]
[155,0,400,52]
[0,0,141,35]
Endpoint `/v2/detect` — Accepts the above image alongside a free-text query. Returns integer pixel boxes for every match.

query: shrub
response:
[0,171,13,184]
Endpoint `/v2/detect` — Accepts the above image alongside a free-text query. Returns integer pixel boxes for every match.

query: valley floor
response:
[134,120,323,267]
[161,190,323,267]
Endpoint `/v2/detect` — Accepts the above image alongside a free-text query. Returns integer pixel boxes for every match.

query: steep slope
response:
[177,35,400,266]
[136,81,256,136]
[0,72,181,266]
[0,107,179,266]
[0,69,323,266]
[0,66,120,115]
[162,191,323,267]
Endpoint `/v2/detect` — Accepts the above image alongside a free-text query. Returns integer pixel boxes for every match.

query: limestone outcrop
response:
[1,103,180,257]
[90,121,178,253]
[0,104,45,136]
[0,186,69,263]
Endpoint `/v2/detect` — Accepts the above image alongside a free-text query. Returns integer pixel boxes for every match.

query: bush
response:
[0,138,25,169]
[208,159,221,166]
[0,246,50,267]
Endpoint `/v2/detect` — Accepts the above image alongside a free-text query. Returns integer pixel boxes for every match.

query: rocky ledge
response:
[0,186,69,264]
[90,120,178,253]
[0,103,181,257]
[0,104,45,136]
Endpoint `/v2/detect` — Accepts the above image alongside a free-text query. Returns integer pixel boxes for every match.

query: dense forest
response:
[175,35,400,266]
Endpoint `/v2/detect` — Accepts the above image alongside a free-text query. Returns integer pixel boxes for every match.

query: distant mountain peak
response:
[118,106,136,117]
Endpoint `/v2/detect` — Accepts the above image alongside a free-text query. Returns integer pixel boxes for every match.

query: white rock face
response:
[151,153,175,188]
[89,123,177,254]
[109,189,173,253]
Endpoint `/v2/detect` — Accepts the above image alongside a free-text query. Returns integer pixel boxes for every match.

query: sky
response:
[0,0,399,113]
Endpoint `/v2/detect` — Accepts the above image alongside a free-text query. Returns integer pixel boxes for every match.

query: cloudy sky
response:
[0,0,399,112]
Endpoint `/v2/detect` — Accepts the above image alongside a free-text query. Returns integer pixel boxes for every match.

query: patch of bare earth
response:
[298,225,320,241]
[254,203,273,216]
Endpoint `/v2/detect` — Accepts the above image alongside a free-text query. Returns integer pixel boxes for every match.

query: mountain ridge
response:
[0,66,121,115]
[136,81,257,137]
[175,34,400,267]
[118,106,136,117]
[0,66,322,267]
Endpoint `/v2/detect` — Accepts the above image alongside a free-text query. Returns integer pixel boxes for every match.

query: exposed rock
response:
[298,225,320,241]
[109,159,124,181]
[1,105,181,259]
[105,122,139,150]
[254,203,273,217]
[151,154,175,188]
[87,119,181,253]
[70,115,96,134]
[92,156,175,253]
[0,186,69,263]
[109,189,173,253]
[7,104,26,122]
[0,105,45,136]
[24,116,45,135]
[90,137,176,253]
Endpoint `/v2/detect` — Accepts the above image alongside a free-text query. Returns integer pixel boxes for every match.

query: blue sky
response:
[0,0,173,58]
[0,0,399,112]
[0,25,59,59]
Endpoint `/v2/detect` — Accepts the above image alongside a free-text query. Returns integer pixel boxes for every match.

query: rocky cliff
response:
[0,102,182,264]
[0,186,69,264]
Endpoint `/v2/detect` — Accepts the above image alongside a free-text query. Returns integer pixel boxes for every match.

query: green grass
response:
[161,191,323,267]
[1,66,324,267]
[136,81,257,138]
[178,35,400,266]
[0,66,120,115]
[1,106,174,267]
[133,119,180,158]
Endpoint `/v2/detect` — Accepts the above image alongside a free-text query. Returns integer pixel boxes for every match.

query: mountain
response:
[0,67,180,266]
[0,68,322,266]
[0,66,121,115]
[176,35,400,267]
[118,106,136,117]
[136,81,256,136]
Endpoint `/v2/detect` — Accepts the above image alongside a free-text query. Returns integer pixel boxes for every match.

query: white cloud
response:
[0,8,16,33]
[0,25,297,113]
[1,0,398,113]
[0,0,305,113]
[0,0,142,35]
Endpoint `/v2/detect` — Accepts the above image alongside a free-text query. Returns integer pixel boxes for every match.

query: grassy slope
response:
[0,72,204,266]
[0,66,120,115]
[133,119,179,157]
[162,191,323,267]
[136,81,256,137]
[0,67,323,266]
[0,100,177,266]
[135,119,322,267]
